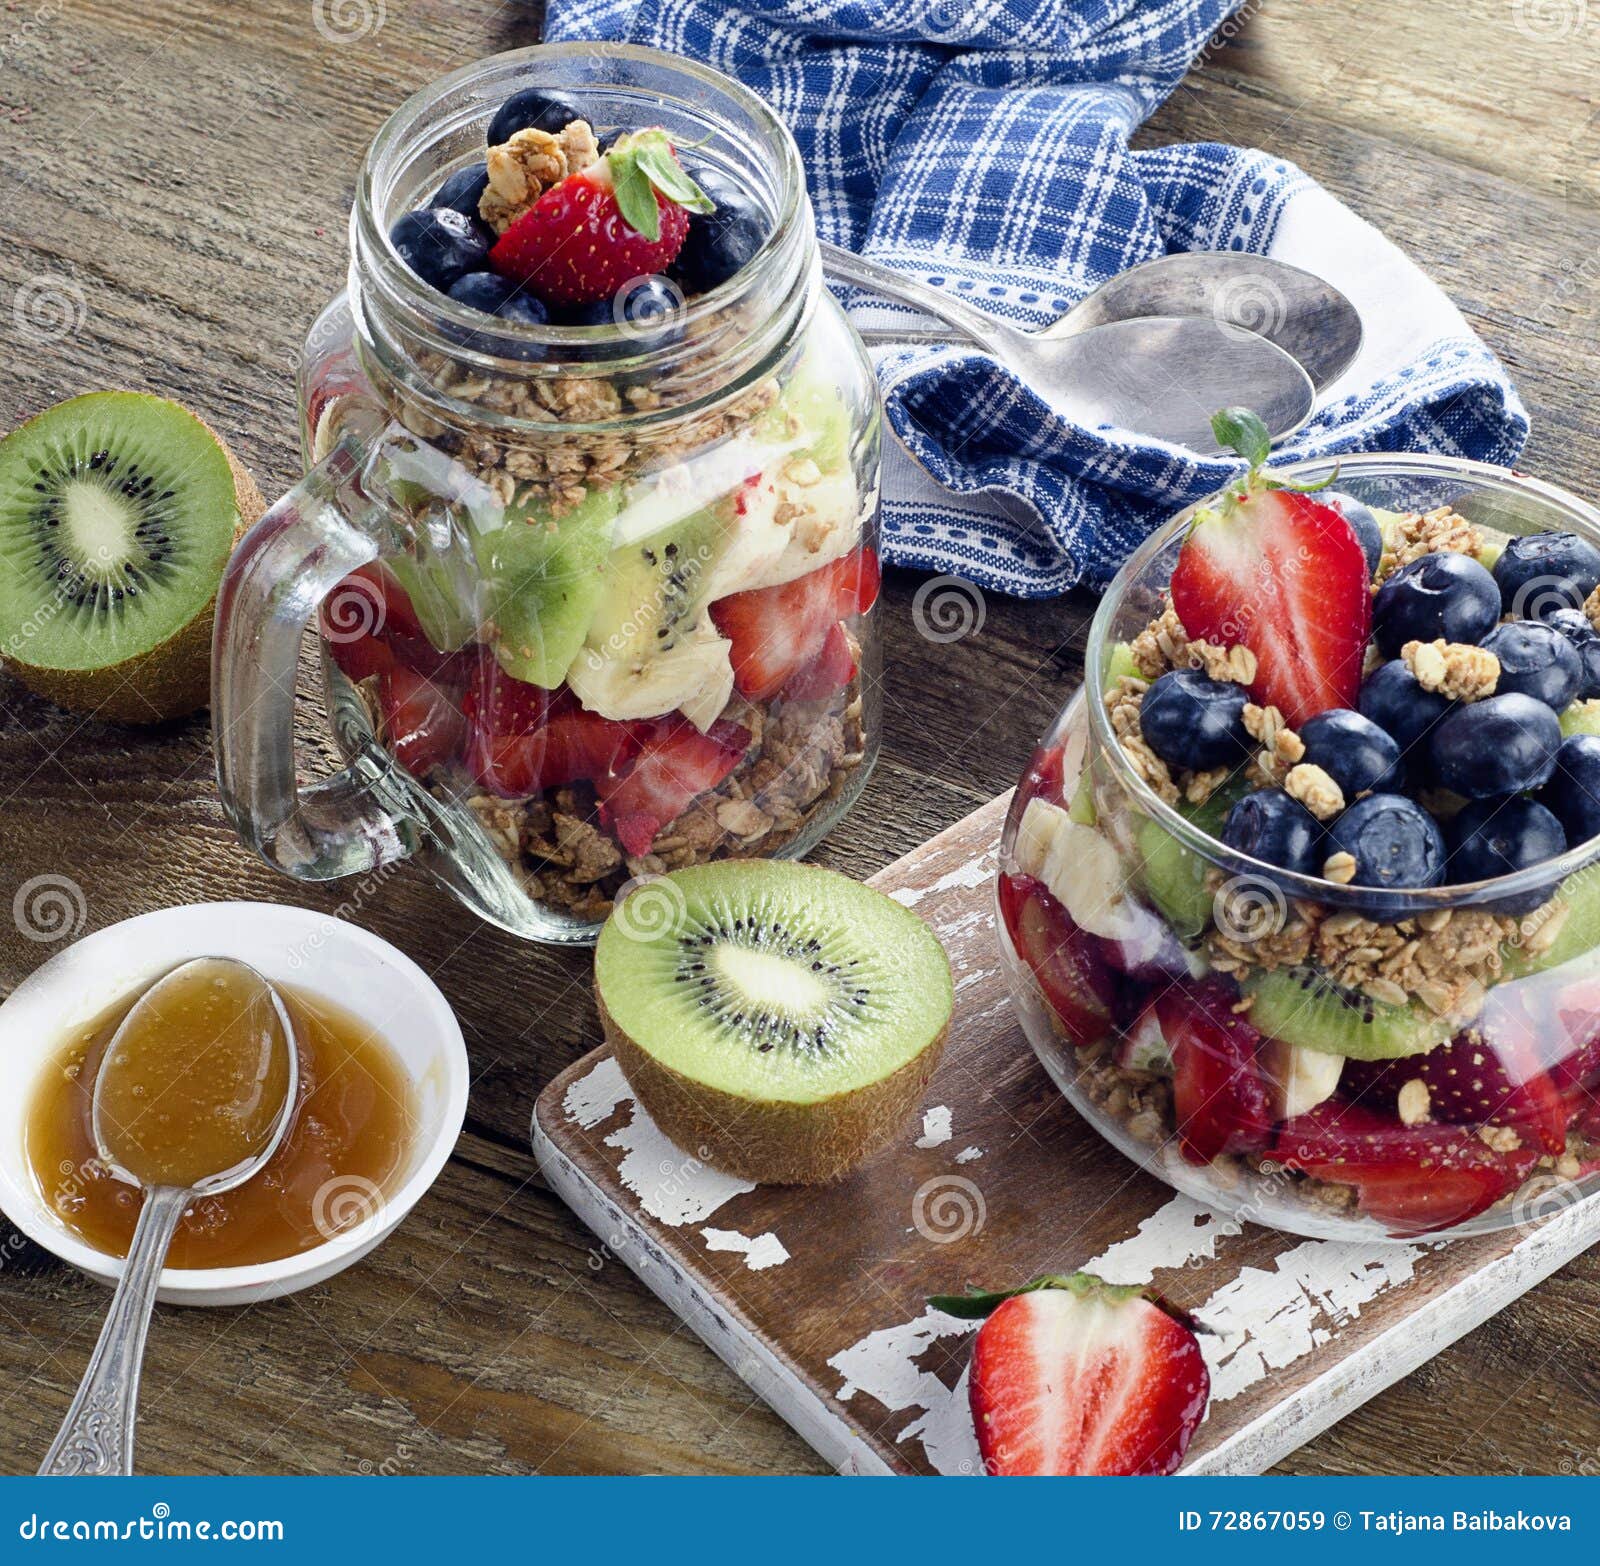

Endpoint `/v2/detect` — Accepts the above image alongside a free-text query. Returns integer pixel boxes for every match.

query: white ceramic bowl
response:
[0,901,467,1305]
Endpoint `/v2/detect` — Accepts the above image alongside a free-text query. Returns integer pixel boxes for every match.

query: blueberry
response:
[596,127,627,155]
[431,161,490,220]
[1325,793,1447,890]
[1479,620,1582,710]
[1545,608,1600,698]
[1492,531,1600,619]
[1427,692,1562,798]
[445,272,549,357]
[1138,669,1249,770]
[487,88,584,146]
[552,276,684,356]
[389,207,490,291]
[1371,551,1500,657]
[672,166,768,294]
[1358,659,1454,756]
[1448,796,1567,914]
[1537,734,1600,846]
[1221,789,1324,876]
[1322,490,1383,577]
[1298,708,1404,798]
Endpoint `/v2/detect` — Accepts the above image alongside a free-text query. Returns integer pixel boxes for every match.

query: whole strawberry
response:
[489,129,712,307]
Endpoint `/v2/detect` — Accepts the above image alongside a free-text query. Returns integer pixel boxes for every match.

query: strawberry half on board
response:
[931,1273,1209,1476]
[1170,408,1371,728]
[489,129,712,307]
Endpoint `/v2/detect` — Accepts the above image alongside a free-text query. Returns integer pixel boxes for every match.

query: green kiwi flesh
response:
[595,860,953,1184]
[1244,967,1453,1060]
[1502,866,1600,977]
[475,484,620,687]
[0,391,259,721]
[1137,772,1252,939]
[1560,700,1600,739]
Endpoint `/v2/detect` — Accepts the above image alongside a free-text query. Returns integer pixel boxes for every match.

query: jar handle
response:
[212,434,413,882]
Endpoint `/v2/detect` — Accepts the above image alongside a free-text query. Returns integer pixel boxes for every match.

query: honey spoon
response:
[39,958,298,1477]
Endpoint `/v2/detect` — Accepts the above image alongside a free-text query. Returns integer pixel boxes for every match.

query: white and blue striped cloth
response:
[546,0,1529,596]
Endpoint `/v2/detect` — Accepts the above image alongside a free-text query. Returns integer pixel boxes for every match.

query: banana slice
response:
[755,466,867,589]
[1260,1038,1344,1119]
[702,470,791,599]
[1014,798,1142,942]
[566,619,734,731]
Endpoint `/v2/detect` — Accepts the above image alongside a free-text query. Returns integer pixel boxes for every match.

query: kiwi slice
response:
[1244,968,1452,1060]
[1561,700,1600,739]
[595,860,953,1185]
[1137,773,1252,939]
[0,392,262,722]
[475,485,620,687]
[1503,869,1600,977]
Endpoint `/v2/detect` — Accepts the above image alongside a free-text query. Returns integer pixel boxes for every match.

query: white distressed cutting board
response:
[533,791,1600,1475]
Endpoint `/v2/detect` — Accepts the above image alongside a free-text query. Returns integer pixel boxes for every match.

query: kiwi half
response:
[1245,967,1452,1060]
[0,392,262,722]
[595,860,954,1185]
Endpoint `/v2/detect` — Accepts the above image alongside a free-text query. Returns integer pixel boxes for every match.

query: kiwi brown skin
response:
[600,993,949,1186]
[2,411,265,724]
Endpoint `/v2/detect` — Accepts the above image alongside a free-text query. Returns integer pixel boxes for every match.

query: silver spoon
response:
[841,246,1362,395]
[822,243,1315,452]
[39,958,298,1477]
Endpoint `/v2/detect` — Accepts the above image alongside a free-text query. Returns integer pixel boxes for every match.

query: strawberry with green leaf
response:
[1170,407,1371,728]
[932,1273,1210,1476]
[489,129,713,306]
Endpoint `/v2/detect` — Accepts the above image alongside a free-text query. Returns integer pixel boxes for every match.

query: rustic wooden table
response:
[1,0,1597,1477]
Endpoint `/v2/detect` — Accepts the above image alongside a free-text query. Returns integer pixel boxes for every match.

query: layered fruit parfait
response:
[999,414,1600,1239]
[304,79,880,926]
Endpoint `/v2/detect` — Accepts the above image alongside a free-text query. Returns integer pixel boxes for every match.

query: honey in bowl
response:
[26,976,417,1269]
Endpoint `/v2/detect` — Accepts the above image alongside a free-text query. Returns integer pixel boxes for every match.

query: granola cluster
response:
[478,120,601,233]
[1401,637,1499,701]
[1375,504,1483,579]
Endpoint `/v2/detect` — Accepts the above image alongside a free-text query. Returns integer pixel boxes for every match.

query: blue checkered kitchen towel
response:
[546,0,1529,597]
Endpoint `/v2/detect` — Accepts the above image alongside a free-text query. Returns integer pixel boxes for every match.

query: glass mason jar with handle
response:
[213,45,883,943]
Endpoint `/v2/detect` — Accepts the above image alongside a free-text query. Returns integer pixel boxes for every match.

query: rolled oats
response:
[1128,602,1190,680]
[1189,638,1257,686]
[1401,637,1499,701]
[1104,677,1180,805]
[1284,762,1345,820]
[1376,505,1483,578]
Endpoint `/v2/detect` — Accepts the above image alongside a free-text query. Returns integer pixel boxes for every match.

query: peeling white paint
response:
[916,1106,953,1148]
[702,1227,790,1271]
[563,1055,631,1130]
[1090,1194,1243,1285]
[888,850,997,909]
[605,1099,755,1226]
[955,1147,983,1164]
[1195,1238,1424,1403]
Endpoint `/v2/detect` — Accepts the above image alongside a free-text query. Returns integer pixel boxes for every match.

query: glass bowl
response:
[998,454,1600,1241]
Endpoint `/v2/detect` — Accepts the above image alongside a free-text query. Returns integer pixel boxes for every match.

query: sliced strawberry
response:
[1274,1099,1538,1237]
[596,717,750,856]
[778,621,856,702]
[1340,1023,1567,1156]
[933,1274,1209,1477]
[710,546,880,700]
[463,663,640,798]
[488,130,709,306]
[321,563,429,684]
[997,873,1116,1047]
[1155,977,1272,1163]
[1169,411,1370,727]
[1020,743,1066,807]
[378,664,466,778]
